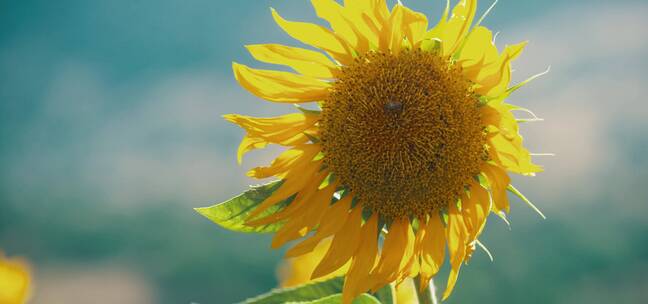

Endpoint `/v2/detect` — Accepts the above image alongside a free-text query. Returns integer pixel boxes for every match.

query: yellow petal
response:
[271,180,339,248]
[233,62,331,103]
[442,264,462,300]
[247,145,321,179]
[446,202,467,267]
[441,0,478,56]
[271,8,353,64]
[480,103,503,127]
[369,217,409,291]
[285,195,354,257]
[247,169,329,227]
[474,41,527,97]
[482,164,511,214]
[225,112,319,132]
[395,278,418,304]
[462,185,489,244]
[401,5,428,47]
[394,221,419,285]
[279,238,348,288]
[419,214,446,290]
[246,159,323,221]
[345,0,390,26]
[469,182,491,235]
[483,105,543,174]
[311,0,370,53]
[388,5,405,54]
[342,213,379,304]
[458,193,475,233]
[246,44,338,79]
[340,0,384,49]
[443,202,468,300]
[458,26,499,80]
[489,131,521,161]
[312,206,364,279]
[235,135,267,165]
[378,4,404,54]
[224,112,320,163]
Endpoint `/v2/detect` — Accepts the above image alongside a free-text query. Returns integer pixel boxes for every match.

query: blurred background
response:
[1,0,647,303]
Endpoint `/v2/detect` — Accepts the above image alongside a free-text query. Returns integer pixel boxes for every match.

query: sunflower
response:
[278,238,420,303]
[225,0,545,302]
[0,251,31,304]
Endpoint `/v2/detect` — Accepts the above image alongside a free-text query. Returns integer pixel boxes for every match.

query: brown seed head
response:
[320,50,487,219]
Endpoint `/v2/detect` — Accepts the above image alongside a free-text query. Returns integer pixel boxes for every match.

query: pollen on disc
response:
[320,50,487,219]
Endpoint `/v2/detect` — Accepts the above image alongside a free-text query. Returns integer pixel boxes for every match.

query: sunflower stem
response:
[413,275,438,304]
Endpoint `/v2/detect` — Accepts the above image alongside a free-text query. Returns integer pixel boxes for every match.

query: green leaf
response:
[371,284,395,304]
[195,181,290,233]
[286,293,381,304]
[243,277,344,304]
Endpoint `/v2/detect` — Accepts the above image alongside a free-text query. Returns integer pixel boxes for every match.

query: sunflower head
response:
[0,251,31,304]
[223,0,545,302]
[321,50,487,219]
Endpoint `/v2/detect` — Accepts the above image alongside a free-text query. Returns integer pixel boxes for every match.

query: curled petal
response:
[482,164,511,214]
[311,0,371,53]
[419,215,446,291]
[246,44,339,79]
[438,0,478,56]
[401,5,428,47]
[369,217,409,291]
[246,159,323,221]
[285,195,354,257]
[311,206,364,279]
[271,180,340,248]
[443,201,468,300]
[224,112,319,163]
[474,41,527,97]
[247,145,321,179]
[272,8,354,64]
[342,213,379,304]
[458,26,499,80]
[233,63,331,103]
[247,169,329,227]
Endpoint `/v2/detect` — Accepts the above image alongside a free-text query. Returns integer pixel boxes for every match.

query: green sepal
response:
[294,104,322,116]
[401,37,413,51]
[507,184,546,219]
[476,174,489,188]
[319,173,337,189]
[495,211,511,230]
[304,132,321,144]
[506,66,550,95]
[243,277,344,304]
[420,38,442,53]
[372,283,395,304]
[195,181,289,233]
[477,95,491,106]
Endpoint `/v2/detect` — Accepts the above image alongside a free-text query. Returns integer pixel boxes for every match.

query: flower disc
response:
[320,50,487,219]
